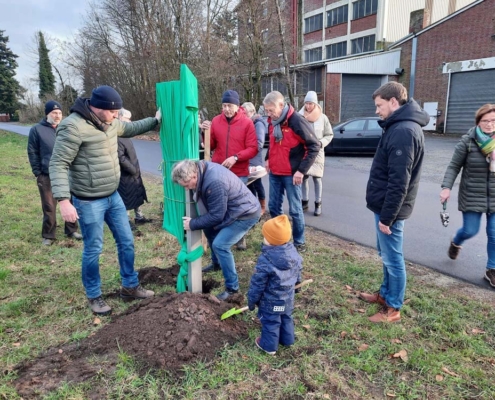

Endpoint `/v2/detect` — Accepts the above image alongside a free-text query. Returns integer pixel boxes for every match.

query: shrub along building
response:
[237,0,487,133]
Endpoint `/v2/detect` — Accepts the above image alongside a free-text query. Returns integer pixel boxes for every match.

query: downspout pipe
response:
[409,35,417,99]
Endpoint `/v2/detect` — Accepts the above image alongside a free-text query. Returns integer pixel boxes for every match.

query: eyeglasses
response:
[479,119,495,125]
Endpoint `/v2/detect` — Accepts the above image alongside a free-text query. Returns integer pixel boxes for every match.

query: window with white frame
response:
[262,57,270,71]
[326,41,347,59]
[298,68,322,93]
[352,0,378,20]
[304,47,322,62]
[351,34,375,54]
[262,29,269,44]
[327,5,348,27]
[304,13,323,33]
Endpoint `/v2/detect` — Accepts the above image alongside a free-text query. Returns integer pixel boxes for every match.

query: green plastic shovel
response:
[220,279,314,320]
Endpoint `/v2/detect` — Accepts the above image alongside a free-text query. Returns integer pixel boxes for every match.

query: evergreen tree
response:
[0,30,22,115]
[38,31,55,99]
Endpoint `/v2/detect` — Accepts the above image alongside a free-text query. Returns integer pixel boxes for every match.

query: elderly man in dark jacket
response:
[359,82,429,324]
[172,159,261,300]
[27,100,82,246]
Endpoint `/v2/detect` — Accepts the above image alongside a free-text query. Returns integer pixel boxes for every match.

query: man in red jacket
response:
[201,90,258,254]
[263,91,320,253]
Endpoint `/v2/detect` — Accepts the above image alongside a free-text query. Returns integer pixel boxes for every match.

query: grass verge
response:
[1,129,495,399]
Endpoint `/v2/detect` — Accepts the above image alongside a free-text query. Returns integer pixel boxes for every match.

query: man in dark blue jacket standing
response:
[359,82,429,323]
[173,159,261,300]
[27,100,82,246]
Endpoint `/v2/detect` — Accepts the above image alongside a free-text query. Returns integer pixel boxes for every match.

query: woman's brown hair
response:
[475,104,495,125]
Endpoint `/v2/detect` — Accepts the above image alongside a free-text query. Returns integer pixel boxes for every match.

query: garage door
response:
[341,75,382,121]
[446,69,495,134]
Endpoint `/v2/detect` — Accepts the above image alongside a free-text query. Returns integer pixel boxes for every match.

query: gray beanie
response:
[304,91,318,104]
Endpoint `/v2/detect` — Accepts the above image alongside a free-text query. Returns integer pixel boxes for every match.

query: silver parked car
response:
[325,117,383,154]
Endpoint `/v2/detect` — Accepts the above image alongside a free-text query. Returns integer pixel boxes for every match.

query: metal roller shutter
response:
[446,69,495,134]
[341,74,382,121]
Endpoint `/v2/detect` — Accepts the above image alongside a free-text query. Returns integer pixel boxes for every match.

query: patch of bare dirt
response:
[14,267,248,399]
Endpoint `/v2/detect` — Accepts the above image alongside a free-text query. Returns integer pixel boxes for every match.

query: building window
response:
[304,47,322,62]
[352,0,378,20]
[304,13,323,33]
[326,41,347,59]
[327,5,348,27]
[273,77,288,95]
[262,29,269,45]
[261,77,271,97]
[351,34,375,54]
[262,57,270,71]
[298,69,322,93]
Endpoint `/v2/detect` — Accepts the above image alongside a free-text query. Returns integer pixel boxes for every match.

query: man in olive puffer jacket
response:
[49,85,161,316]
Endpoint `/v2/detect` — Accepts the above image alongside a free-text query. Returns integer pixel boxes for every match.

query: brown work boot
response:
[448,241,461,260]
[359,291,386,305]
[120,285,154,302]
[485,269,495,288]
[368,305,401,323]
[88,296,112,316]
[259,199,266,215]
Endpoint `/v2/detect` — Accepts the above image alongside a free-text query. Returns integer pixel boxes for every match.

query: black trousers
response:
[36,174,78,239]
[248,177,265,200]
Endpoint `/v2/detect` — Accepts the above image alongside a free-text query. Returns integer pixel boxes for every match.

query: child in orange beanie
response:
[247,215,303,355]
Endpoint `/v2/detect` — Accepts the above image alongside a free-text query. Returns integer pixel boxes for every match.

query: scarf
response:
[475,126,495,156]
[271,104,289,143]
[302,103,322,123]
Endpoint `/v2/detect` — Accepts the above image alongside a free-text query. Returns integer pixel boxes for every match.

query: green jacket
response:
[49,98,158,199]
[441,127,495,213]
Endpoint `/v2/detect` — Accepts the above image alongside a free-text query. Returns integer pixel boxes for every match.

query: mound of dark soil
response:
[14,268,249,399]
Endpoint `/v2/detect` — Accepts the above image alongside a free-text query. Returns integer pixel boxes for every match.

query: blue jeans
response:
[374,214,406,310]
[268,174,305,246]
[453,212,495,269]
[73,191,138,299]
[258,311,295,352]
[205,217,259,291]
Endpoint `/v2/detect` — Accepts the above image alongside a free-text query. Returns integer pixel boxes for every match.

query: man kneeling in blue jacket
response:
[247,215,303,355]
[173,160,261,300]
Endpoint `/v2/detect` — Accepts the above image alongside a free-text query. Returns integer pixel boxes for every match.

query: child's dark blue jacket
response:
[247,242,303,314]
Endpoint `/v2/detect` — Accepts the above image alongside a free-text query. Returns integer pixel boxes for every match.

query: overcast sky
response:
[0,0,90,91]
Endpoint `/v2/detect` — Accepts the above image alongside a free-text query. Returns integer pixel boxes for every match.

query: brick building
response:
[390,0,495,133]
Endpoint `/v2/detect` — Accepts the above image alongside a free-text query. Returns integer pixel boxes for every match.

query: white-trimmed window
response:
[304,13,323,33]
[351,34,375,54]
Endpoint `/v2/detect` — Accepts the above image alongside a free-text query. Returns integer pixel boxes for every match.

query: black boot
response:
[314,202,322,216]
[202,262,221,273]
[302,200,309,211]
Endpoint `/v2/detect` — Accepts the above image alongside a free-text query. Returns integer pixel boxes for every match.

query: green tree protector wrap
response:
[156,64,203,293]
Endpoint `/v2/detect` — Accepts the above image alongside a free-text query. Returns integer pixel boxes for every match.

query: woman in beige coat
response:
[299,91,334,216]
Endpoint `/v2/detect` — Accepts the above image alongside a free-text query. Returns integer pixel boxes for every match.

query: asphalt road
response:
[1,121,490,289]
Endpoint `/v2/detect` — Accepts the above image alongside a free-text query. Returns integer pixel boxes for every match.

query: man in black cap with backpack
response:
[49,85,161,316]
[27,100,82,246]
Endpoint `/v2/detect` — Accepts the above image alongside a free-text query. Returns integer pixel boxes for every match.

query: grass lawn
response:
[1,129,495,399]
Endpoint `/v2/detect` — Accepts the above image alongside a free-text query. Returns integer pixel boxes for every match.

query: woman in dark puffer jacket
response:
[440,104,495,288]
